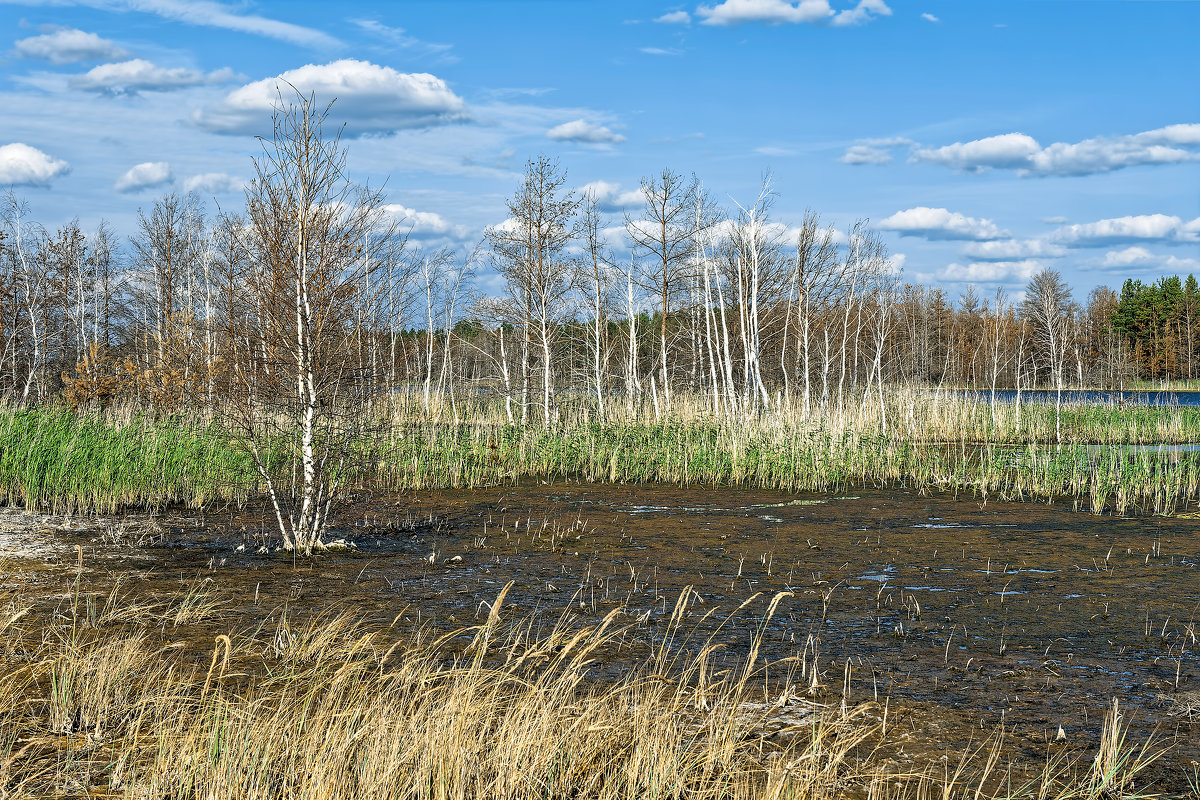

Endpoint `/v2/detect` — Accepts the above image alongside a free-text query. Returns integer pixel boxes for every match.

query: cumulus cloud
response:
[694,0,890,26]
[877,207,1007,241]
[696,0,834,26]
[1100,246,1156,268]
[14,27,129,64]
[580,180,645,211]
[1098,247,1200,273]
[840,144,892,165]
[194,59,467,136]
[831,0,892,26]
[381,204,469,238]
[908,124,1200,176]
[0,143,70,186]
[546,119,626,144]
[115,161,172,193]
[655,10,692,23]
[912,133,1041,172]
[1051,214,1200,247]
[70,59,237,93]
[939,259,1042,284]
[182,172,243,194]
[960,238,1066,261]
[921,12,939,23]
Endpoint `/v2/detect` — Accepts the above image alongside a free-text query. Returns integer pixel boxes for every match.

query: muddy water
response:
[13,483,1200,782]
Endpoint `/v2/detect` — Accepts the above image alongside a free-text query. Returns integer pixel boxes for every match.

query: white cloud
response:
[939,260,1042,284]
[381,203,469,238]
[14,27,130,64]
[115,161,172,192]
[546,119,626,144]
[23,0,340,49]
[697,0,834,26]
[1099,247,1200,273]
[640,46,684,55]
[349,19,456,63]
[194,59,467,136]
[70,59,237,93]
[831,0,892,27]
[654,10,692,23]
[0,142,70,186]
[840,144,892,165]
[909,124,1200,176]
[580,180,645,211]
[912,133,1041,172]
[1165,255,1200,272]
[1052,214,1200,247]
[878,207,1007,241]
[182,172,243,194]
[1041,216,1069,225]
[839,136,915,165]
[920,12,939,23]
[1100,246,1155,268]
[960,238,1066,260]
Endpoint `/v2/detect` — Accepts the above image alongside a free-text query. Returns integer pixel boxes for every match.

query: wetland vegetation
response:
[1,95,1199,798]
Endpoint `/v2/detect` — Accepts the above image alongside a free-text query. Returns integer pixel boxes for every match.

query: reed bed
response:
[0,388,1198,516]
[375,391,1200,515]
[0,408,255,513]
[0,586,1174,800]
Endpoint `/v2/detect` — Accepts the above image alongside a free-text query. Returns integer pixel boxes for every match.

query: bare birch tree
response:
[485,155,578,427]
[227,91,398,554]
[1023,268,1074,442]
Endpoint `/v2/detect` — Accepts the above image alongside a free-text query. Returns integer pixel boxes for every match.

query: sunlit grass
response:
[0,407,255,513]
[0,584,1172,799]
[0,388,1198,516]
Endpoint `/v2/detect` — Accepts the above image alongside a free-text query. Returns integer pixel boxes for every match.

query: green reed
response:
[0,393,1197,517]
[0,407,255,513]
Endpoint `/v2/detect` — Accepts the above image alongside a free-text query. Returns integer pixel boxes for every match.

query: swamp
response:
[1,392,1199,799]
[2,25,1200,794]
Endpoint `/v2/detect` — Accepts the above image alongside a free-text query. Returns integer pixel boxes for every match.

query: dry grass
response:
[0,584,1178,800]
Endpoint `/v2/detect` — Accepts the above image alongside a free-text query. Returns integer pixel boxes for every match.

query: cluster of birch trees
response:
[0,152,1168,427]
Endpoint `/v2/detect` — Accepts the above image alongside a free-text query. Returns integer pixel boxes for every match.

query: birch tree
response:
[1023,268,1074,442]
[228,91,398,554]
[485,155,578,427]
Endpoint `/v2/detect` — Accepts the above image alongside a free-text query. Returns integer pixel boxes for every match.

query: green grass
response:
[370,419,1200,515]
[0,408,255,513]
[0,394,1198,517]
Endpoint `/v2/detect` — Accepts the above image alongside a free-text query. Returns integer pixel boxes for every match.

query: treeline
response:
[0,160,1188,423]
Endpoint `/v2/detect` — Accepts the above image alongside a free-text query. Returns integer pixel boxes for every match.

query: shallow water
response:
[959,388,1200,407]
[13,482,1200,782]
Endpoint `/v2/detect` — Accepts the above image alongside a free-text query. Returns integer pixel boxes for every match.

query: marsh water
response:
[961,389,1200,407]
[9,482,1200,783]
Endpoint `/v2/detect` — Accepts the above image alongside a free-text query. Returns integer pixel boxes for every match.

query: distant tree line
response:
[0,155,1191,425]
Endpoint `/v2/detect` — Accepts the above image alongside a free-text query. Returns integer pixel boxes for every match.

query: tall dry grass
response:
[0,586,1173,799]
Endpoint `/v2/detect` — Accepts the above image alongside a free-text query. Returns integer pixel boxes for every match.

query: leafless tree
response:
[627,169,716,412]
[577,190,616,419]
[226,90,399,554]
[1023,267,1075,442]
[485,155,579,426]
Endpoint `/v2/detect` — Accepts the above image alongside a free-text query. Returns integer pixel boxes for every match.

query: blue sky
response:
[1,0,1198,300]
